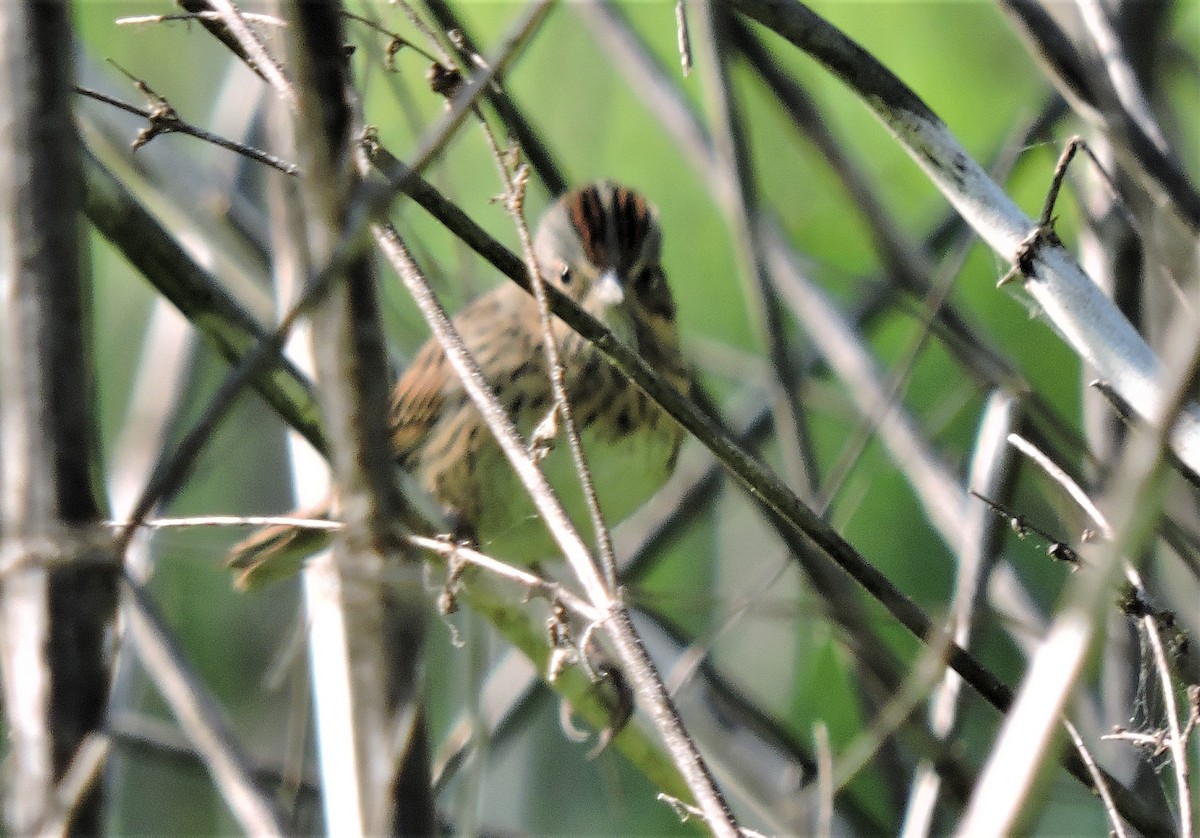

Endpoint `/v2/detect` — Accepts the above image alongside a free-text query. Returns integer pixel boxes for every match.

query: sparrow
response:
[229,181,688,587]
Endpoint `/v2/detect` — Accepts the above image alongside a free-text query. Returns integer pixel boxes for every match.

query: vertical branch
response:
[282,2,431,834]
[0,1,117,834]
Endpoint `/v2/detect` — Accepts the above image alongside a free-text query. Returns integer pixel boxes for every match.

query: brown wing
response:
[388,282,531,465]
[388,336,450,465]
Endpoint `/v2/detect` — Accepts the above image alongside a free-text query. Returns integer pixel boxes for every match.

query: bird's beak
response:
[594,268,625,308]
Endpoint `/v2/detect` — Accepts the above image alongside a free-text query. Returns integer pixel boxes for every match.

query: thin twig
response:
[459,81,618,588]
[968,491,1081,567]
[693,3,819,500]
[206,0,295,107]
[999,135,1136,287]
[1131,567,1191,836]
[1006,434,1111,539]
[504,166,620,590]
[372,222,739,836]
[116,11,285,28]
[996,0,1200,232]
[392,0,456,66]
[419,0,569,195]
[675,1,693,76]
[342,10,441,65]
[815,231,972,516]
[656,794,770,838]
[1008,432,1191,834]
[74,85,298,174]
[1062,718,1129,838]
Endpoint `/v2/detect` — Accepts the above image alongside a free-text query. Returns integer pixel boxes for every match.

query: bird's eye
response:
[558,264,573,285]
[635,269,662,294]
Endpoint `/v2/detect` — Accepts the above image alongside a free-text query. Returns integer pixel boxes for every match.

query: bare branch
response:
[283,2,432,832]
[0,3,117,832]
[724,0,1200,479]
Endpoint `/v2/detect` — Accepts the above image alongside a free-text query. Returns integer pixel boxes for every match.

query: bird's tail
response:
[227,501,333,590]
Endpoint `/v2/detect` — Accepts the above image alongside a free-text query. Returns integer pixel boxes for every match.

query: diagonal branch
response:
[373,222,740,836]
[723,0,1200,482]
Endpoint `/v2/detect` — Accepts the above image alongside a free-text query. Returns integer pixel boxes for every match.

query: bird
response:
[228,181,689,588]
